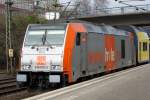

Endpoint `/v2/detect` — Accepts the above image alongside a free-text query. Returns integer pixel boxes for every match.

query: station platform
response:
[24,64,150,100]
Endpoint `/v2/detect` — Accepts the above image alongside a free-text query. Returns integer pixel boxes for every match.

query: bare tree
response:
[73,0,108,16]
[94,0,108,8]
[72,0,91,16]
[93,0,108,15]
[79,0,91,13]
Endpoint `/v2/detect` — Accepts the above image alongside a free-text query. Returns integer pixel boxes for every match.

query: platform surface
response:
[25,64,150,100]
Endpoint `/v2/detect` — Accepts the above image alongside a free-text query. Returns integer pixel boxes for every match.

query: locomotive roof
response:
[69,20,129,36]
[115,25,149,39]
[83,23,129,36]
[27,23,129,36]
[115,25,144,33]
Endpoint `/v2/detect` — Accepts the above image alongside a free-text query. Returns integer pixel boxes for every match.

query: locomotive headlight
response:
[51,65,62,71]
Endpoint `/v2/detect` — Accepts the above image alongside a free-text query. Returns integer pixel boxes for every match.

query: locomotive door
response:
[80,32,88,75]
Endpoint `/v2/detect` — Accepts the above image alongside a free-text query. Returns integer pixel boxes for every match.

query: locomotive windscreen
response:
[24,24,66,46]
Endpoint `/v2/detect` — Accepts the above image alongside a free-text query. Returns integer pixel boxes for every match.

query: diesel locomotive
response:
[16,22,149,87]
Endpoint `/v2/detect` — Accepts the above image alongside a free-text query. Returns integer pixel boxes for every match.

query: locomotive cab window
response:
[143,42,148,51]
[121,40,125,59]
[76,33,81,46]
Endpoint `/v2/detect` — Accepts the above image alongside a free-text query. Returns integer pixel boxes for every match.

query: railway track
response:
[0,74,53,99]
[0,76,27,96]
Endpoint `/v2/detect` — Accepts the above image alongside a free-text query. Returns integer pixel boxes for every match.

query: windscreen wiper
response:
[42,32,46,45]
[45,30,53,48]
